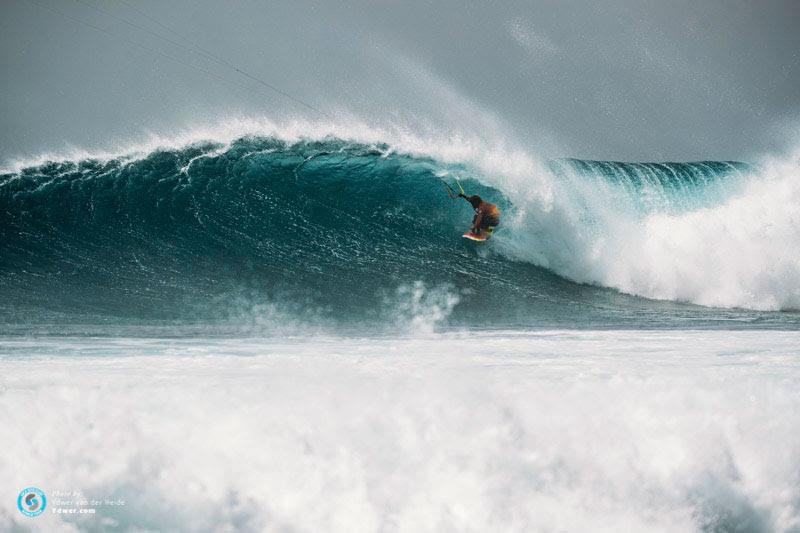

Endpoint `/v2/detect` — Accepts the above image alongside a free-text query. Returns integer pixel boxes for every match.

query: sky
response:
[1,0,798,163]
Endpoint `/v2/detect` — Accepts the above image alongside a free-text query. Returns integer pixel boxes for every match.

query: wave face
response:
[1,134,798,329]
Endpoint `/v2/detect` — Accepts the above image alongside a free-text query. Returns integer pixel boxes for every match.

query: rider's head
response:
[467,195,482,208]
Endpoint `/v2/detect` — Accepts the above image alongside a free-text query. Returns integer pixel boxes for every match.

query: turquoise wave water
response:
[0,136,794,330]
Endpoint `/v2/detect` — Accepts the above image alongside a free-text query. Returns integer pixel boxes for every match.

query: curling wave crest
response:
[1,126,798,326]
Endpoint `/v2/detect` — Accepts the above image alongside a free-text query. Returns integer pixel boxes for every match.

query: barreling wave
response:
[1,130,798,329]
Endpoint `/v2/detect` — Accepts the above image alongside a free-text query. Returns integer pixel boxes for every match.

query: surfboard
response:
[462,232,489,242]
[463,226,494,242]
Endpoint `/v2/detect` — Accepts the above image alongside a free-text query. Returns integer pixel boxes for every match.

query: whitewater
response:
[2,121,800,532]
[2,331,800,532]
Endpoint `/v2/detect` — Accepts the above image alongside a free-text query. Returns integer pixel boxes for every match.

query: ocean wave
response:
[1,127,798,326]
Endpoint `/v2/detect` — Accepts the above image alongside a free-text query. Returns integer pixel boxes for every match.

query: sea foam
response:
[1,331,799,531]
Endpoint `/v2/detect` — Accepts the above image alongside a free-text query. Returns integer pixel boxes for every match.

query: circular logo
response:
[17,487,46,517]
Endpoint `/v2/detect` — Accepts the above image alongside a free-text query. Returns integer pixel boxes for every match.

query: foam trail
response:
[2,331,800,531]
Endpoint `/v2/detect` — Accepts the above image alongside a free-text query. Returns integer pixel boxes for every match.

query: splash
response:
[500,154,799,310]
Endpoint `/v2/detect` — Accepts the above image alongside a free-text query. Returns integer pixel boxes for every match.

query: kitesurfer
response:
[444,181,501,237]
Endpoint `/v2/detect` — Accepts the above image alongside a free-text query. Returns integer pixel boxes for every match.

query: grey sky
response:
[1,0,798,163]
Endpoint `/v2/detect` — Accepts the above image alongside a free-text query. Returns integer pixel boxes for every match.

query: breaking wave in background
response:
[1,124,798,329]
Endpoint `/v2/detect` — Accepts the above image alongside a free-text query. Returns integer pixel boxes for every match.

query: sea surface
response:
[2,125,799,531]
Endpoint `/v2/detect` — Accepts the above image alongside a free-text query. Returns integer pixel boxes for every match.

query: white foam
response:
[385,281,461,334]
[499,150,800,310]
[1,330,799,531]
